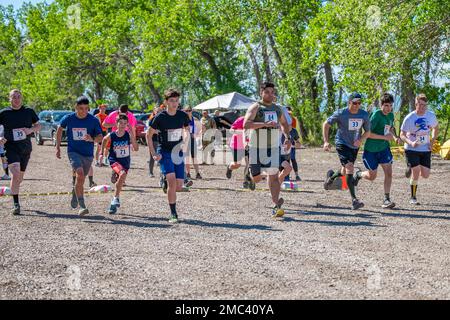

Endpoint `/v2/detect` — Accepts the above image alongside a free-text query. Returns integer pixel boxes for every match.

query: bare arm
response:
[244,103,270,130]
[322,121,332,151]
[101,134,111,156]
[55,126,64,159]
[147,127,158,158]
[129,127,139,151]
[430,125,439,150]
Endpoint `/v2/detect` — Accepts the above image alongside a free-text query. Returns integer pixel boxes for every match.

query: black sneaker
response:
[184,178,193,188]
[405,164,412,178]
[226,166,232,179]
[89,180,97,188]
[295,175,301,182]
[11,204,20,216]
[353,168,362,187]
[324,169,335,190]
[382,199,396,209]
[351,199,365,210]
[410,197,420,205]
[242,181,249,189]
[196,173,202,180]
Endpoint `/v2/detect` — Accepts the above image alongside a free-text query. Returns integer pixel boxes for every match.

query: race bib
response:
[12,129,26,141]
[114,145,130,158]
[416,133,430,145]
[348,119,363,131]
[384,125,391,136]
[72,128,87,141]
[167,129,182,142]
[264,111,278,123]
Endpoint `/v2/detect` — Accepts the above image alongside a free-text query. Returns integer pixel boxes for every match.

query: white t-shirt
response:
[401,110,438,152]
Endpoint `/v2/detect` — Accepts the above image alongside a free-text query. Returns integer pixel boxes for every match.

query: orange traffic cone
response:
[340,176,348,190]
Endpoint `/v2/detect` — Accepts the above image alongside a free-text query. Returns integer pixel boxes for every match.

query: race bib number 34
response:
[264,111,278,123]
[167,129,182,142]
[12,129,26,141]
[416,133,430,145]
[348,118,363,131]
[72,128,87,141]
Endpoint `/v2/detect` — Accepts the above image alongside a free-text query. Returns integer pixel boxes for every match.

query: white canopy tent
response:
[193,92,256,111]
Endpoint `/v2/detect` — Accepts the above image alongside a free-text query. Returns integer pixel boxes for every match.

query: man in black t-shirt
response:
[147,89,190,223]
[0,89,41,215]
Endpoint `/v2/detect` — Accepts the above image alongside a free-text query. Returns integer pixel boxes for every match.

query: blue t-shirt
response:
[327,108,370,149]
[60,113,103,157]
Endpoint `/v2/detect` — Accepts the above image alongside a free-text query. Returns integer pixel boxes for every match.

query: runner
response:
[322,92,371,210]
[184,105,202,180]
[147,104,165,177]
[103,104,137,145]
[95,103,108,167]
[56,96,103,216]
[286,107,302,181]
[243,82,291,217]
[101,114,138,214]
[280,127,302,182]
[0,125,11,180]
[0,89,40,215]
[200,110,216,165]
[353,93,402,208]
[225,116,250,188]
[147,89,191,223]
[400,93,439,205]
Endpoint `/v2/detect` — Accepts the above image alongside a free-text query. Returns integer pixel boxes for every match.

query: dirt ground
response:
[0,140,449,300]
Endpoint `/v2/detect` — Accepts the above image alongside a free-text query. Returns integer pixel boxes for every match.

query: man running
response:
[147,89,191,223]
[101,114,138,214]
[354,93,402,208]
[323,92,371,210]
[56,96,103,216]
[0,89,41,215]
[243,82,291,217]
[400,93,439,205]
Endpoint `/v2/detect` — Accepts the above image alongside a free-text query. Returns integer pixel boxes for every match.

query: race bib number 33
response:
[12,129,26,141]
[72,128,87,141]
[348,119,363,131]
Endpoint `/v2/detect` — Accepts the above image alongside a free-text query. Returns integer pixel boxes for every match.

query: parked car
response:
[134,113,151,145]
[35,110,73,146]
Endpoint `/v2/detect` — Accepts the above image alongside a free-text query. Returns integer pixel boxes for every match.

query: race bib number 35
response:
[264,111,278,123]
[72,128,87,141]
[12,129,26,141]
[167,129,182,142]
[348,118,363,131]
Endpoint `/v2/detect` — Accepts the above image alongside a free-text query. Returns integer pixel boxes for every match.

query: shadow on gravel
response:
[361,207,450,217]
[375,212,450,221]
[282,216,385,228]
[29,210,172,228]
[285,208,376,219]
[182,219,282,231]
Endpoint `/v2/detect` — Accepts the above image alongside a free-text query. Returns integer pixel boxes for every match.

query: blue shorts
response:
[68,152,94,176]
[362,148,393,171]
[159,150,185,180]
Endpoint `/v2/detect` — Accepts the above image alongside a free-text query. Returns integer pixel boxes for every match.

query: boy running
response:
[323,92,371,210]
[147,89,191,223]
[56,96,103,216]
[400,94,439,205]
[353,93,402,208]
[0,89,41,215]
[101,114,138,214]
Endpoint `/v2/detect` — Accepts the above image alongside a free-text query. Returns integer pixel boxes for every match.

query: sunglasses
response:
[185,110,192,112]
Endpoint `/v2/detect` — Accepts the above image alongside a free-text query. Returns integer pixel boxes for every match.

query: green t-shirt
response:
[248,102,283,149]
[364,109,394,153]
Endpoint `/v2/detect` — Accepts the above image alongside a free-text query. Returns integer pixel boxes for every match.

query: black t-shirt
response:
[0,106,39,152]
[150,110,190,152]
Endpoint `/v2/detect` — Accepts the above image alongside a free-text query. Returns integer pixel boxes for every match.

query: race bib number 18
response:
[348,118,363,131]
[72,128,87,141]
[12,129,26,141]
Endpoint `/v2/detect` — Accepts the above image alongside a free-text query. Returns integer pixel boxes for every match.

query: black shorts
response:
[5,145,31,171]
[190,136,197,158]
[279,154,291,170]
[336,144,359,166]
[405,150,431,169]
[249,147,280,177]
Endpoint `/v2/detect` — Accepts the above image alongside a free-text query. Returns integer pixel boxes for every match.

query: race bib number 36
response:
[348,118,363,131]
[12,129,26,141]
[167,129,182,142]
[72,128,87,141]
[264,111,278,123]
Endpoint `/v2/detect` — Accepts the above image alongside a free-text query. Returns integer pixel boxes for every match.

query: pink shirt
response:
[104,111,137,131]
[229,116,246,150]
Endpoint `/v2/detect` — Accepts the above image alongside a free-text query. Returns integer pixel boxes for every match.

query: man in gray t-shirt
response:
[322,93,371,210]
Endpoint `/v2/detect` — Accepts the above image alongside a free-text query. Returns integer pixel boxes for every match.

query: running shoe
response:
[78,207,89,216]
[242,181,249,189]
[70,188,78,209]
[410,197,420,205]
[168,214,178,223]
[226,166,232,179]
[1,174,11,180]
[324,169,335,190]
[196,173,202,180]
[405,164,412,178]
[184,178,193,188]
[108,203,117,214]
[351,198,365,210]
[149,173,155,178]
[111,171,118,184]
[381,199,396,209]
[271,198,285,218]
[89,181,97,188]
[295,175,301,182]
[11,204,20,216]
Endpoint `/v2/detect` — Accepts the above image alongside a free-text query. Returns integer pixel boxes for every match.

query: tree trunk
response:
[265,26,286,80]
[323,60,335,113]
[199,49,222,90]
[147,75,162,105]
[261,35,272,83]
[242,38,262,91]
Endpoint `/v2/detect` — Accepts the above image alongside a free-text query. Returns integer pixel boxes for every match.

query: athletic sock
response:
[331,170,343,180]
[169,203,177,216]
[384,193,390,201]
[89,176,94,184]
[410,179,418,198]
[346,174,357,199]
[4,165,8,176]
[78,197,86,208]
[13,194,19,206]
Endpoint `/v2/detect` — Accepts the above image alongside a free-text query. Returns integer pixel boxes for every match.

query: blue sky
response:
[0,0,52,9]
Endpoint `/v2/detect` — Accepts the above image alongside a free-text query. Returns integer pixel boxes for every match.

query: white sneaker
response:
[111,197,120,208]
[1,174,10,180]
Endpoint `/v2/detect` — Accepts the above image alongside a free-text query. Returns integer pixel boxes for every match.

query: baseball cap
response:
[349,92,362,102]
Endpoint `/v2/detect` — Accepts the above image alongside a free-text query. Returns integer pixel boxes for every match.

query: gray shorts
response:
[68,152,94,176]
